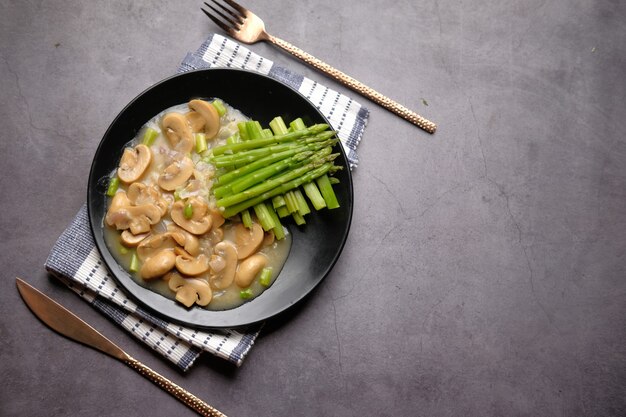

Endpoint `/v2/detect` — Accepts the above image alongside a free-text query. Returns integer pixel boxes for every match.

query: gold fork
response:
[201,0,437,134]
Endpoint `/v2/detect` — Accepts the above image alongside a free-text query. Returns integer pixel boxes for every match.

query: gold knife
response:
[16,277,227,417]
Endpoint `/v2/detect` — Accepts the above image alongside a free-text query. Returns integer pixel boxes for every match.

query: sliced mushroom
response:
[105,191,131,224]
[167,224,200,256]
[209,241,237,289]
[117,144,152,183]
[208,255,226,273]
[185,111,205,132]
[209,227,224,245]
[120,230,150,247]
[140,250,176,280]
[234,222,264,259]
[170,197,212,235]
[209,208,225,231]
[106,196,162,235]
[175,252,210,276]
[235,254,268,288]
[188,99,220,139]
[136,231,185,261]
[157,156,194,191]
[127,183,168,216]
[162,112,193,153]
[165,271,212,307]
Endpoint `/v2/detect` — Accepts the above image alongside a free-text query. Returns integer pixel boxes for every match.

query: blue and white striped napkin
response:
[44,34,369,371]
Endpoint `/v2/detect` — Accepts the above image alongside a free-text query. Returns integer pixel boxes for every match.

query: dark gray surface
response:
[1,0,624,416]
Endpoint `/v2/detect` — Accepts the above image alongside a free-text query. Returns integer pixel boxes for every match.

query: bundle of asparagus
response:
[208,116,343,239]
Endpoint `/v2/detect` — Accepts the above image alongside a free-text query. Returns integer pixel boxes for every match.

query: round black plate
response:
[88,68,353,328]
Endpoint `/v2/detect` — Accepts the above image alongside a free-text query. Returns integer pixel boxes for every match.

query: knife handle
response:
[124,356,227,417]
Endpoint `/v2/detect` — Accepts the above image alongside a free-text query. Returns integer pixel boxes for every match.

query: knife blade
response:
[16,277,227,417]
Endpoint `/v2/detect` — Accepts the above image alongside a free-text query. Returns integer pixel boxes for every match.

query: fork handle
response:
[266,35,437,134]
[124,356,228,417]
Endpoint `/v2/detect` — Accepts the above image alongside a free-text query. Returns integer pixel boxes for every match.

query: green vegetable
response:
[289,117,306,132]
[195,133,207,154]
[184,202,193,219]
[129,253,140,273]
[210,117,343,232]
[303,181,326,210]
[240,288,254,299]
[269,116,289,135]
[106,177,119,197]
[241,209,253,228]
[142,128,158,146]
[316,174,340,209]
[259,267,273,287]
[212,99,227,116]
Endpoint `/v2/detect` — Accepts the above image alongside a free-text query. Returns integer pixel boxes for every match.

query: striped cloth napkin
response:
[44,33,369,371]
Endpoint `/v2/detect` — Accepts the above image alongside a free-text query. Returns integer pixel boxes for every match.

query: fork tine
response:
[201,7,236,34]
[222,0,247,15]
[210,0,245,25]
[203,2,241,29]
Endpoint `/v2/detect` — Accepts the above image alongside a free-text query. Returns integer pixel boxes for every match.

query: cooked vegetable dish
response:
[104,98,342,310]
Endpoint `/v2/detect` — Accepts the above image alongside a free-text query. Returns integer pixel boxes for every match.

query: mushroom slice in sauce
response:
[175,252,210,276]
[165,271,212,307]
[167,224,200,256]
[209,241,237,289]
[157,156,194,191]
[120,230,149,247]
[136,231,185,261]
[161,112,193,154]
[188,99,220,139]
[127,183,168,216]
[235,253,268,288]
[170,197,212,235]
[105,192,162,235]
[140,249,176,280]
[234,222,264,260]
[185,111,205,132]
[117,144,152,183]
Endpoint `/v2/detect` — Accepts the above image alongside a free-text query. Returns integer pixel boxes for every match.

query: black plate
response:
[88,68,353,328]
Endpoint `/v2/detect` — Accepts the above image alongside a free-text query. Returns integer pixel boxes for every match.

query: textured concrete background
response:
[1,0,625,416]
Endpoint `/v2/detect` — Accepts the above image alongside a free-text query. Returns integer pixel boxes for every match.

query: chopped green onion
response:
[129,253,140,273]
[240,288,253,299]
[173,189,182,201]
[211,99,227,116]
[195,133,207,154]
[142,127,158,146]
[118,245,129,255]
[184,202,193,219]
[106,177,119,197]
[259,267,273,287]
